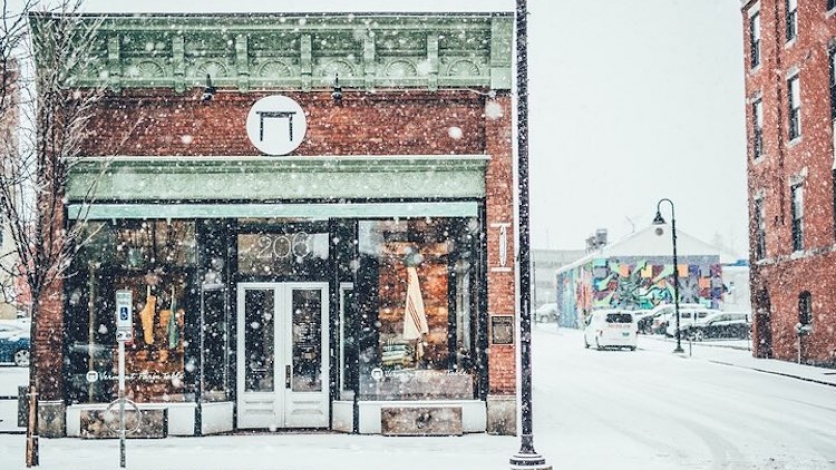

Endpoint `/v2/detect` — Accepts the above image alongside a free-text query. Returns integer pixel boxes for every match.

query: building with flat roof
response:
[30,11,522,437]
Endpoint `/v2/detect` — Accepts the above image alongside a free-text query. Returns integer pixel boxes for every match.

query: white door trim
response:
[236,282,330,429]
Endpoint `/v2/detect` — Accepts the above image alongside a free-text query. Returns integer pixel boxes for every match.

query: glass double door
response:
[236,283,329,429]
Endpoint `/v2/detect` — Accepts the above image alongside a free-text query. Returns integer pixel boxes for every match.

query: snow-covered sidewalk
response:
[0,432,518,470]
[631,329,836,387]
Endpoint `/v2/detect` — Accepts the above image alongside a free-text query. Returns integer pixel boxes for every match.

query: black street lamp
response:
[509,1,551,469]
[653,198,684,354]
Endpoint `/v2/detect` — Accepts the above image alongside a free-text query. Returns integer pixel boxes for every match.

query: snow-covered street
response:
[0,327,834,469]
[531,326,836,470]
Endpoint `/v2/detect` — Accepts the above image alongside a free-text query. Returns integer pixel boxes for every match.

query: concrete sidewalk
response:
[636,331,836,387]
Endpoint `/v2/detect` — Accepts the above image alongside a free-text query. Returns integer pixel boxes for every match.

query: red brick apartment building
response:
[29,12,521,438]
[742,0,836,366]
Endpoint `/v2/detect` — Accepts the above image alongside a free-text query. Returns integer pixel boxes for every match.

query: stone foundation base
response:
[486,394,516,435]
[38,401,66,438]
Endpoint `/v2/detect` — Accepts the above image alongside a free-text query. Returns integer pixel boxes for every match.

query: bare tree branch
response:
[1,1,108,466]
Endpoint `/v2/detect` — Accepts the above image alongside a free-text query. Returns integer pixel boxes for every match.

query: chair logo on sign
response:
[246,96,307,155]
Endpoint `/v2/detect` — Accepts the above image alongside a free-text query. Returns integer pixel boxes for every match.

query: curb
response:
[707,360,836,388]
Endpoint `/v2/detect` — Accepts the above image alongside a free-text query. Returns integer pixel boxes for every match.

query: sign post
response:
[115,290,133,469]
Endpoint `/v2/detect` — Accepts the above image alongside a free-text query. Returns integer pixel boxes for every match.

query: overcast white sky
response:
[18,0,749,255]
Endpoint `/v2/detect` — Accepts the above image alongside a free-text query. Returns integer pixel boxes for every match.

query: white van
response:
[583,309,637,351]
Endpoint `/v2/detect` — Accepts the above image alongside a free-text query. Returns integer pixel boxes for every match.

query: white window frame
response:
[786,0,798,44]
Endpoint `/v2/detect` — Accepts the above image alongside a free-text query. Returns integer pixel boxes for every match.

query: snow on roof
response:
[556,223,745,275]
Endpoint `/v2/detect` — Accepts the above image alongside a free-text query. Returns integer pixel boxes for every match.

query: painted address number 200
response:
[255,233,310,259]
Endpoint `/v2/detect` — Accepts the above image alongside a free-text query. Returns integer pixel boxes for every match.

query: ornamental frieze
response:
[32,13,512,92]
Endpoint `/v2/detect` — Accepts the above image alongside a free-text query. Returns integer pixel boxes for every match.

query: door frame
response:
[235,281,330,429]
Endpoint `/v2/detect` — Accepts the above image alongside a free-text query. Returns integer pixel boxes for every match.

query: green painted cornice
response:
[67,155,489,202]
[30,12,513,92]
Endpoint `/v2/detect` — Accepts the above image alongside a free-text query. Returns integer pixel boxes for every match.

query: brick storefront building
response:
[741,0,836,366]
[30,12,520,437]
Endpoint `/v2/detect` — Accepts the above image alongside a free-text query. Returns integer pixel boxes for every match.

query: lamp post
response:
[509,1,550,469]
[653,198,684,354]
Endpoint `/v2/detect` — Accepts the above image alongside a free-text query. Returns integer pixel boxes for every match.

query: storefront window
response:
[354,217,480,401]
[237,229,329,277]
[66,220,197,404]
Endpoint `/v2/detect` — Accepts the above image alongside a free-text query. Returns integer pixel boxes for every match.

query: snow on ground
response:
[0,327,835,469]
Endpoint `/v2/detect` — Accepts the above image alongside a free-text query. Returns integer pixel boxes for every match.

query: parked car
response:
[583,309,637,351]
[664,308,721,337]
[0,322,30,367]
[534,303,558,323]
[683,312,751,341]
[641,303,703,334]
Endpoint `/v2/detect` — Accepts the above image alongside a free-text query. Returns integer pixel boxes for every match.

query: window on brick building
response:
[752,98,763,159]
[798,291,812,326]
[750,12,761,69]
[791,182,804,251]
[788,74,801,140]
[355,217,479,400]
[754,197,766,259]
[786,0,798,42]
[829,0,836,12]
[830,47,836,119]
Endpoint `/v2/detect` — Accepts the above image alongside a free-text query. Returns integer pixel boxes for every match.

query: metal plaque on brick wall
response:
[490,315,514,345]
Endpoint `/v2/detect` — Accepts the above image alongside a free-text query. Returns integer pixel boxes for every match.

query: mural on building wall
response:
[557,257,723,328]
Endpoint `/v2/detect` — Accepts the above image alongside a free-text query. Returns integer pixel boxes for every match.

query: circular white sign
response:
[246,96,307,156]
[86,371,99,383]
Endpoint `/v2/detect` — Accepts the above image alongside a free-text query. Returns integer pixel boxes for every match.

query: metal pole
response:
[118,338,126,469]
[510,1,550,469]
[671,209,683,354]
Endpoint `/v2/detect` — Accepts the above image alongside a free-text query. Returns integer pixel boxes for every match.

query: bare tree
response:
[0,0,105,466]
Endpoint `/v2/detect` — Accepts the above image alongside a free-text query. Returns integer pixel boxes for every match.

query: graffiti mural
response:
[557,256,723,328]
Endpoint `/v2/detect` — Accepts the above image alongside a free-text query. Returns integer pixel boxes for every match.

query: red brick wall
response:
[484,96,517,393]
[743,0,836,365]
[81,89,487,157]
[34,196,66,400]
[37,279,65,400]
[752,257,836,364]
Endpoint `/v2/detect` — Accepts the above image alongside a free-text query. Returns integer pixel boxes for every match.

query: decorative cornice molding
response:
[30,12,513,92]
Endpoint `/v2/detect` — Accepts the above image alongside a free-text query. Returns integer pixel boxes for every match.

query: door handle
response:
[285,365,291,389]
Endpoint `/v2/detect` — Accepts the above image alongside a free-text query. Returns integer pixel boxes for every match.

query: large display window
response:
[66,220,204,404]
[353,217,480,401]
[66,214,484,409]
